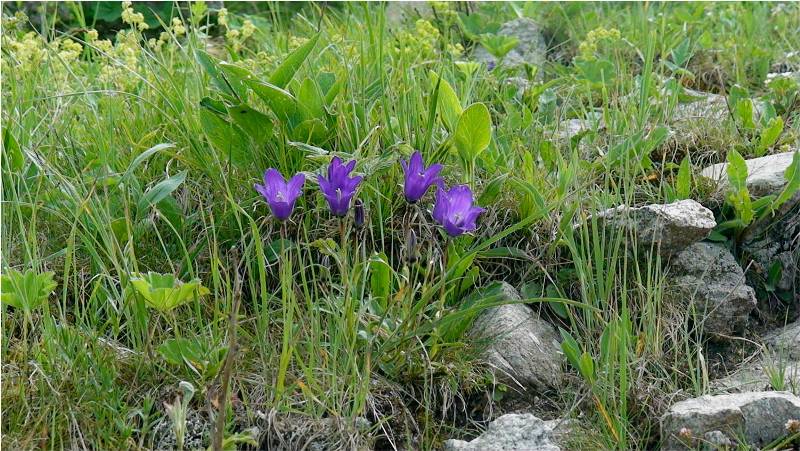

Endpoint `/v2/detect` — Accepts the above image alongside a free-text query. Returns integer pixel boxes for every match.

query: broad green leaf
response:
[199,109,249,166]
[559,328,582,372]
[245,80,302,124]
[195,50,243,99]
[3,128,24,172]
[540,140,558,171]
[453,103,492,160]
[773,152,800,209]
[429,71,462,131]
[478,173,507,205]
[138,171,187,216]
[734,98,756,130]
[290,118,328,143]
[269,34,320,88]
[479,34,519,59]
[124,143,174,180]
[369,253,392,311]
[757,117,783,155]
[726,149,749,191]
[129,272,209,313]
[226,104,273,144]
[676,155,692,199]
[579,351,595,384]
[728,85,749,111]
[0,269,56,312]
[297,77,326,120]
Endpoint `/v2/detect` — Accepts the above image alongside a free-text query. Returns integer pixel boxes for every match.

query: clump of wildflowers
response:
[121,1,149,31]
[577,27,622,61]
[97,30,142,90]
[393,19,441,60]
[254,169,306,221]
[318,157,363,217]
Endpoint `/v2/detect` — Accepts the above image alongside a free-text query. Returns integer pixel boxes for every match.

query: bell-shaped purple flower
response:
[254,168,306,221]
[401,151,443,203]
[432,185,485,237]
[318,156,363,217]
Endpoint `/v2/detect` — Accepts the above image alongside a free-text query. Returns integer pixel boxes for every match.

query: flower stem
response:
[212,252,242,451]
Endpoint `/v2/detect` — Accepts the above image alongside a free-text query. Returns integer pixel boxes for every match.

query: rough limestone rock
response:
[765,320,800,360]
[473,18,547,78]
[668,243,757,336]
[700,151,799,199]
[660,391,800,450]
[712,320,800,393]
[672,92,729,124]
[444,414,568,451]
[593,200,716,255]
[469,282,563,393]
[702,151,800,299]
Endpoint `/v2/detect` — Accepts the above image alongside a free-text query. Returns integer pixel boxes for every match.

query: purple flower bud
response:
[487,60,496,71]
[353,199,365,228]
[405,228,418,263]
[400,151,444,203]
[432,185,485,237]
[254,168,305,221]
[318,156,363,217]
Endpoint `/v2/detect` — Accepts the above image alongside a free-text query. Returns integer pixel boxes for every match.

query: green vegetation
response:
[2,2,799,450]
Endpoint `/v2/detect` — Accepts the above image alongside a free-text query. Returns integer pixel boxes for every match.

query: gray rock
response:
[702,151,800,299]
[741,193,799,298]
[672,92,729,124]
[593,200,717,255]
[712,320,800,393]
[473,18,547,78]
[660,391,800,450]
[700,151,799,199]
[383,2,433,27]
[668,243,757,336]
[765,320,800,360]
[444,414,568,451]
[469,282,564,394]
[152,409,209,451]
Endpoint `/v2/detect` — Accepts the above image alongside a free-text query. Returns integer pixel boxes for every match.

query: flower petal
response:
[432,186,449,225]
[287,173,306,197]
[264,168,286,195]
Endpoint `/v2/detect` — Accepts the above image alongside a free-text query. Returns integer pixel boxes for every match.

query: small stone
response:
[592,200,717,255]
[444,414,567,451]
[472,18,547,78]
[660,391,800,450]
[667,242,756,336]
[469,282,564,394]
[700,151,799,199]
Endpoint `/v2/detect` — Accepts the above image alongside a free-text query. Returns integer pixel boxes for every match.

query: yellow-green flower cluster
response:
[1,28,85,92]
[97,30,142,90]
[393,19,442,60]
[4,31,47,72]
[171,17,186,36]
[217,8,256,52]
[577,27,622,61]
[121,1,149,31]
[58,39,83,61]
[430,1,457,24]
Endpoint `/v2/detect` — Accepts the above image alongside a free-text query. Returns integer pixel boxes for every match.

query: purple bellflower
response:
[254,168,306,221]
[432,185,485,237]
[318,156,363,217]
[401,151,444,203]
